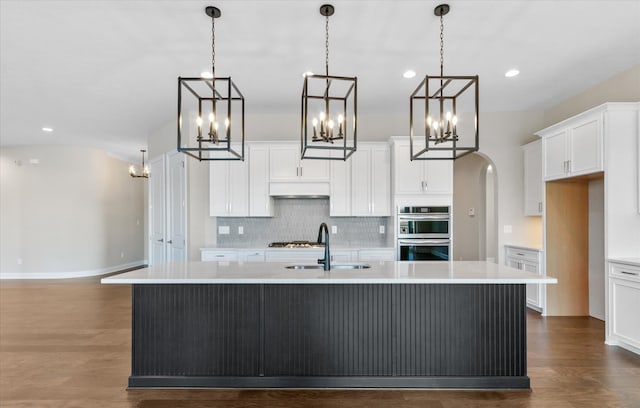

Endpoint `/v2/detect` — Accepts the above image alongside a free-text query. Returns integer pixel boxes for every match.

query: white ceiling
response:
[1,0,639,161]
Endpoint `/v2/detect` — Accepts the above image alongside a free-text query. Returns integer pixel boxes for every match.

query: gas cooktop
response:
[268,241,325,248]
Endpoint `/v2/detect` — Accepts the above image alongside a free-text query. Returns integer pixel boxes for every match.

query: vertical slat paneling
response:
[263,284,394,376]
[394,284,526,376]
[132,284,261,376]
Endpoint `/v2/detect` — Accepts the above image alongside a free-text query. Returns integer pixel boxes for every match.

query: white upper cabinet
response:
[269,144,330,182]
[522,139,543,216]
[329,150,351,216]
[538,110,603,181]
[392,140,453,196]
[248,144,274,217]
[350,143,391,216]
[209,155,249,217]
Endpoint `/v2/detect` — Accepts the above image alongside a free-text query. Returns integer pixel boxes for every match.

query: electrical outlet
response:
[218,226,230,234]
[379,225,385,234]
[238,226,244,235]
[331,225,337,234]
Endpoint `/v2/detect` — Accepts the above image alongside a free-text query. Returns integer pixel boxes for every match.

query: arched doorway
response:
[452,152,498,262]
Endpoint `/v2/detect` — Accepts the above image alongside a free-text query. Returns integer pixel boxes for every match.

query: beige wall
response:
[0,146,145,277]
[543,65,640,127]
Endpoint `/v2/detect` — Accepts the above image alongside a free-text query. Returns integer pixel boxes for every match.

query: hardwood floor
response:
[1,277,639,408]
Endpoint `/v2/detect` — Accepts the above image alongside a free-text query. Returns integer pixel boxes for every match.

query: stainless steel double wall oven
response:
[397,206,451,261]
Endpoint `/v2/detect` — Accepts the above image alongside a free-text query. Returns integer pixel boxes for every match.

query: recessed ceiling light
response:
[42,127,53,132]
[505,69,520,78]
[302,71,314,77]
[403,70,416,79]
[200,71,213,79]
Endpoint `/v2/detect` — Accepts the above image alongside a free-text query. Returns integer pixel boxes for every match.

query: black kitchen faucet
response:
[316,223,330,271]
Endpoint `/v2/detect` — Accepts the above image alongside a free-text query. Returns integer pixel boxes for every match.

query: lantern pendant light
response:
[177,6,245,161]
[301,4,357,161]
[409,3,479,161]
[129,149,149,178]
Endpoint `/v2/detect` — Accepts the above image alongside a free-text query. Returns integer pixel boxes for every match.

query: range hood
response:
[269,181,330,197]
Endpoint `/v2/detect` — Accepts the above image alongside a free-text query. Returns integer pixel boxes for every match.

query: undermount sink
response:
[285,264,371,270]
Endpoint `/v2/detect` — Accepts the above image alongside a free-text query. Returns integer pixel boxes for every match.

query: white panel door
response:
[167,152,187,263]
[148,156,166,266]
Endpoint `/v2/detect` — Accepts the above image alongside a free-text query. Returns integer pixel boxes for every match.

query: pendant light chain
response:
[325,13,330,77]
[211,14,216,81]
[439,14,444,77]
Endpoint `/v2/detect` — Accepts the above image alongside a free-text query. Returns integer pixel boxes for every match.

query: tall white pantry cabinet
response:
[537,102,640,355]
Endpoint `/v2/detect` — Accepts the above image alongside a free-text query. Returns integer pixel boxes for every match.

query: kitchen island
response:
[102,261,557,389]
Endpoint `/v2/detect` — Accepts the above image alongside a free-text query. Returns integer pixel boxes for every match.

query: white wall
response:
[589,178,605,320]
[0,146,145,278]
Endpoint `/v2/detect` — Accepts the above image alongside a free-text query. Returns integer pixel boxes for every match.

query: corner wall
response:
[0,145,146,278]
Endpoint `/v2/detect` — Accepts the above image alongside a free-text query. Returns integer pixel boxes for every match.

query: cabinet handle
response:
[157,238,164,242]
[167,240,173,244]
[516,253,525,256]
[300,166,303,177]
[538,202,542,212]
[215,254,224,257]
[620,271,639,276]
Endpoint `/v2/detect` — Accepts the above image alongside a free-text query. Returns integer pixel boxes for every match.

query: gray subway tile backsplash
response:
[216,198,392,247]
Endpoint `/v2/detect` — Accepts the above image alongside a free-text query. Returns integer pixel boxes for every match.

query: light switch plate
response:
[379,225,385,234]
[238,226,244,235]
[218,226,230,234]
[503,225,513,234]
[468,207,475,217]
[331,225,337,234]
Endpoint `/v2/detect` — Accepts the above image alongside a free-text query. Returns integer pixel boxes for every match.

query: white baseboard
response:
[0,260,147,280]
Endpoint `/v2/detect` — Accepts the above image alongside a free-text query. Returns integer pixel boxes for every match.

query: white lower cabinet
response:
[505,246,544,312]
[607,260,640,355]
[201,249,239,262]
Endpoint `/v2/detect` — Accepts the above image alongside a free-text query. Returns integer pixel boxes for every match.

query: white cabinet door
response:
[393,144,424,195]
[201,250,238,262]
[610,278,640,351]
[523,139,543,216]
[371,146,391,216]
[330,151,351,216]
[351,148,372,215]
[300,158,330,181]
[540,112,604,181]
[424,160,453,194]
[239,250,265,262]
[544,130,568,181]
[269,145,300,180]
[249,145,273,217]
[269,144,329,182]
[569,117,602,176]
[210,160,249,217]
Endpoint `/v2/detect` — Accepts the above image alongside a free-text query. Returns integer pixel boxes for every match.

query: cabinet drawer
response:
[201,251,238,262]
[610,262,640,283]
[505,246,540,263]
[358,249,396,262]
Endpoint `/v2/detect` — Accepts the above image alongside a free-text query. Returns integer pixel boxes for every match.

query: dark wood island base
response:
[129,283,529,389]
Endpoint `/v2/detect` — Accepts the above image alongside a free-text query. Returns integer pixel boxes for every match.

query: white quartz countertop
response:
[101,261,558,285]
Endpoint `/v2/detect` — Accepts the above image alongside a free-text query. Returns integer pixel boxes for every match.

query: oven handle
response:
[398,239,450,245]
[398,214,449,220]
